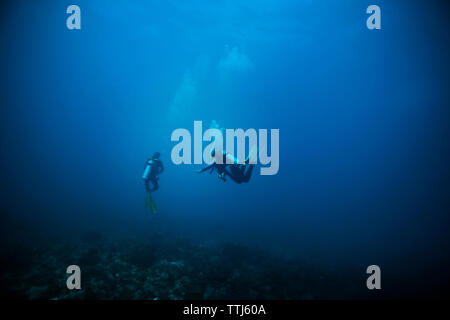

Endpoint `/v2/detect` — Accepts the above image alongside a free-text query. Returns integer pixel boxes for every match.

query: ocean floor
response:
[1,230,365,300]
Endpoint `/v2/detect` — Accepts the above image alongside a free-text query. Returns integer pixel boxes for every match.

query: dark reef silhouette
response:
[0,227,368,300]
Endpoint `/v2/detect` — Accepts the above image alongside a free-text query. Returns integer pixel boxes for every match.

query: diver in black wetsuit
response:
[142,152,164,192]
[198,149,254,184]
[225,162,255,184]
[197,149,229,182]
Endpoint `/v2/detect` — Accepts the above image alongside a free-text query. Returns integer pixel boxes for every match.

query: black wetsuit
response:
[144,158,164,191]
[199,152,254,184]
[225,164,254,184]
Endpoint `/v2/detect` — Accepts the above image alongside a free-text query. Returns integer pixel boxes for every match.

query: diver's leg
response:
[242,165,255,183]
[150,176,159,191]
[144,179,151,192]
[226,171,241,183]
[245,145,258,164]
[227,166,243,184]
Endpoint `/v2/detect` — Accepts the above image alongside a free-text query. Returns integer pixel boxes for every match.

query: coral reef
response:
[0,233,363,300]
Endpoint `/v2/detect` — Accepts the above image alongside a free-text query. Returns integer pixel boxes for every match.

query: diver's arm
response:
[159,160,164,174]
[198,163,215,173]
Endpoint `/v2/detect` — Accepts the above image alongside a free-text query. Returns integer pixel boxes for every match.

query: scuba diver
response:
[197,149,229,182]
[142,152,164,191]
[142,152,164,213]
[198,148,255,184]
[226,162,255,184]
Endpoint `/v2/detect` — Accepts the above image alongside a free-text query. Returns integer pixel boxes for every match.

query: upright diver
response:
[142,152,164,213]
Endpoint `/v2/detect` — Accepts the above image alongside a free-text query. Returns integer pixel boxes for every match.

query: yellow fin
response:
[150,200,157,214]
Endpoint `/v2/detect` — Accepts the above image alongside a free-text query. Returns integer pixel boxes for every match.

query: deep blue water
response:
[1,0,449,299]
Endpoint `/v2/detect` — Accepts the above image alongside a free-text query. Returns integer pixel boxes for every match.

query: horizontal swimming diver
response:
[198,148,255,184]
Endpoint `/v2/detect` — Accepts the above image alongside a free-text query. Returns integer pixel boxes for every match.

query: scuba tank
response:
[142,159,153,179]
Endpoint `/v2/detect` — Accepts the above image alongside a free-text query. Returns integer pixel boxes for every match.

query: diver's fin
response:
[145,192,151,208]
[150,199,157,214]
[145,191,157,214]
